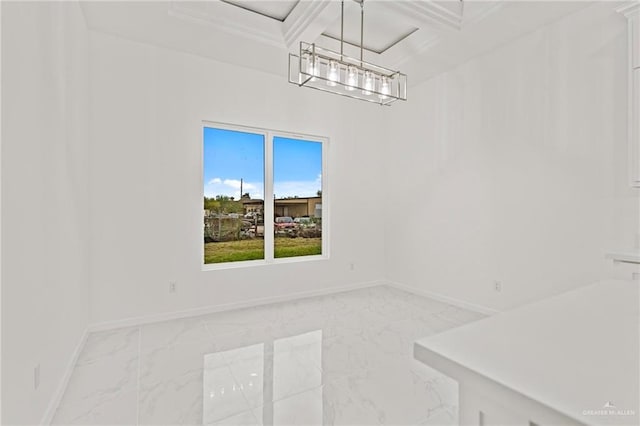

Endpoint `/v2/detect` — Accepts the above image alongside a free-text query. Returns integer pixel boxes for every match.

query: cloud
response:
[205,177,322,200]
[223,179,256,191]
[205,178,263,200]
[274,180,322,199]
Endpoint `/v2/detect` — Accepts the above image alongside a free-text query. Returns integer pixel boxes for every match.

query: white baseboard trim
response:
[43,278,490,424]
[88,280,385,332]
[41,328,89,425]
[386,281,500,316]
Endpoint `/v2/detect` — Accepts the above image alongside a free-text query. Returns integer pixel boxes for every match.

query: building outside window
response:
[203,123,327,267]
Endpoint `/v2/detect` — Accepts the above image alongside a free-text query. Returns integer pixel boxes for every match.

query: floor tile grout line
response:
[322,371,384,425]
[59,286,475,425]
[230,383,326,422]
[211,405,262,426]
[74,327,140,367]
[211,363,253,423]
[203,317,255,425]
[219,341,326,419]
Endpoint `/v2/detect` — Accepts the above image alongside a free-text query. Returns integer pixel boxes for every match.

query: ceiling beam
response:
[282,0,342,49]
[168,1,285,48]
[387,0,464,31]
[616,0,640,17]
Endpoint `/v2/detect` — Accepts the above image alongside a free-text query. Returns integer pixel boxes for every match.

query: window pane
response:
[273,136,322,259]
[204,127,265,264]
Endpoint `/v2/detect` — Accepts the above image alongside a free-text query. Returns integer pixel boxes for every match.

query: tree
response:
[204,196,243,214]
[316,190,322,197]
[204,195,244,242]
[204,197,217,211]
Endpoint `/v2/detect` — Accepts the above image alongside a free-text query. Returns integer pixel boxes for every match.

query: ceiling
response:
[80,1,602,87]
[220,0,299,21]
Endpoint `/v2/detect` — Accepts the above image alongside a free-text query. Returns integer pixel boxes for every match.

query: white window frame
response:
[201,121,329,270]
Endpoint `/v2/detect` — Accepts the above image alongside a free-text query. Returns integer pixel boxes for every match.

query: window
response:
[203,123,327,267]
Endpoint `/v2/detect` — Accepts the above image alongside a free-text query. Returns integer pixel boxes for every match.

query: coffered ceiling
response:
[80,1,598,87]
[220,0,300,21]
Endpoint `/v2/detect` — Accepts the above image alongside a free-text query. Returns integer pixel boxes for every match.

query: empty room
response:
[2,0,640,425]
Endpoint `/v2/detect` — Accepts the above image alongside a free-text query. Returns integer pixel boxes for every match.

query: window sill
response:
[202,254,329,271]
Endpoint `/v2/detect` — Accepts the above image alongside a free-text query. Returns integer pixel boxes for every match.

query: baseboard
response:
[40,328,89,425]
[88,280,385,332]
[386,281,500,316]
[43,278,489,424]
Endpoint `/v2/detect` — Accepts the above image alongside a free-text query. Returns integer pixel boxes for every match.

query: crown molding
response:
[616,1,640,18]
[388,0,464,32]
[282,0,340,49]
[463,2,505,25]
[390,34,442,70]
[168,1,285,48]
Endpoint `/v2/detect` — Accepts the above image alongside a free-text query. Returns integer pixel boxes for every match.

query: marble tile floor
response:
[52,285,487,426]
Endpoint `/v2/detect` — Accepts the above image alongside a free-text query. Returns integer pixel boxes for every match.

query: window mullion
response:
[263,132,275,262]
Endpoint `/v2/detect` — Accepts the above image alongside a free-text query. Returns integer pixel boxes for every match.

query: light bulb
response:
[306,55,319,82]
[362,71,374,95]
[346,66,357,91]
[379,76,391,100]
[327,60,339,87]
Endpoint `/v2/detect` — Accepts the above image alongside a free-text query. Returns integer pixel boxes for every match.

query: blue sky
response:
[204,127,322,200]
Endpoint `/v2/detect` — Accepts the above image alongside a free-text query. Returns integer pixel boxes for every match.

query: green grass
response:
[204,239,264,263]
[274,237,322,258]
[204,238,321,264]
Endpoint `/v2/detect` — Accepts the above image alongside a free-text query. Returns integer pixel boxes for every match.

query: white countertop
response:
[414,280,639,426]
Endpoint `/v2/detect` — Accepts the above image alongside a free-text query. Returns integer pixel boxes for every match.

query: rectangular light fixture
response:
[288,42,407,106]
[287,0,407,106]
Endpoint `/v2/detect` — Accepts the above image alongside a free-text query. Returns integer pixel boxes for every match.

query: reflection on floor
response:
[52,285,486,425]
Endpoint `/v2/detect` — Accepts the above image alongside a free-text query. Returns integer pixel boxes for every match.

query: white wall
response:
[3,2,637,421]
[1,2,90,424]
[88,32,386,325]
[385,3,640,312]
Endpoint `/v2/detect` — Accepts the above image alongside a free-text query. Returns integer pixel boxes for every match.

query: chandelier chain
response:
[360,0,364,64]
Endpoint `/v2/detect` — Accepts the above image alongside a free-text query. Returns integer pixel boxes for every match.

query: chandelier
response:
[288,0,407,106]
